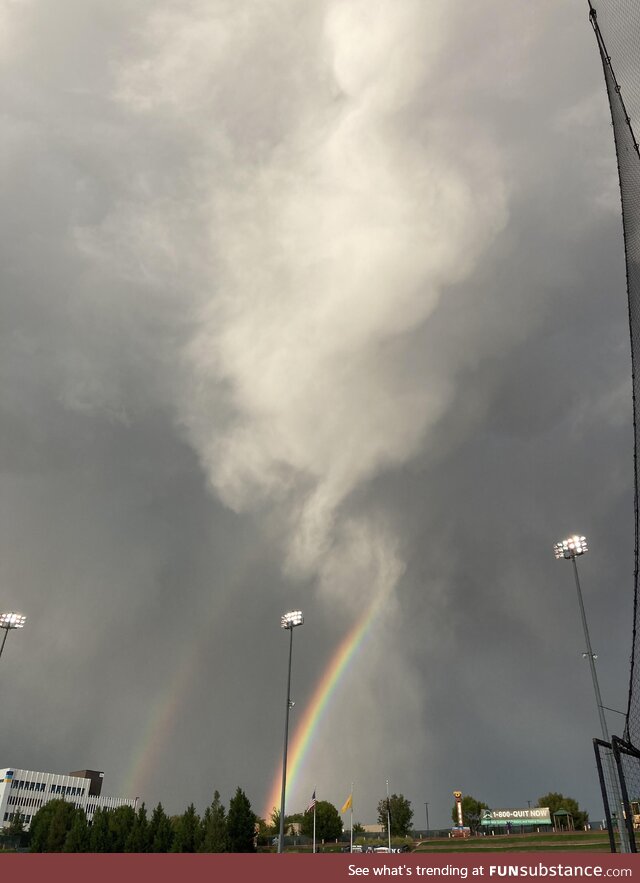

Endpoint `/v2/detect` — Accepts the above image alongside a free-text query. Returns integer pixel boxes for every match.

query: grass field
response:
[412,830,614,853]
[269,829,619,853]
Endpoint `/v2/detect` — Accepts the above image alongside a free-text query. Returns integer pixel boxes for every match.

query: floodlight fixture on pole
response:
[553,536,630,852]
[278,610,304,854]
[280,610,303,629]
[554,535,588,560]
[0,612,26,661]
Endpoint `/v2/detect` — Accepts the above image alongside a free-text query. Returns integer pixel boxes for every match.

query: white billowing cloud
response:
[161,0,511,582]
[7,0,510,611]
[324,0,446,106]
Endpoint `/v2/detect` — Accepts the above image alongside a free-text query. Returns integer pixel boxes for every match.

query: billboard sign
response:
[480,807,551,827]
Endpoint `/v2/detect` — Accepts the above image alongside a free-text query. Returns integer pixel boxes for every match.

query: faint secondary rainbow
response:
[262,592,388,819]
[124,637,204,800]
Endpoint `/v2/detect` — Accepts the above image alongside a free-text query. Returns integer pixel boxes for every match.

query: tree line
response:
[5,787,257,853]
[2,788,418,852]
[5,787,587,851]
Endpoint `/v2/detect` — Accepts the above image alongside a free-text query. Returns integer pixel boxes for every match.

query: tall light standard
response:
[0,612,26,661]
[554,535,630,852]
[278,610,303,854]
[424,802,430,837]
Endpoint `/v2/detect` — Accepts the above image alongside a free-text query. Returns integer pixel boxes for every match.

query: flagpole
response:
[386,779,391,852]
[313,786,316,854]
[350,782,354,853]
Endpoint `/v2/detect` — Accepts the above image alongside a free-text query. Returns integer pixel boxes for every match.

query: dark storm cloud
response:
[0,0,634,828]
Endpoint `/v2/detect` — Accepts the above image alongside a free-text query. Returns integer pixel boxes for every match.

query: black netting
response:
[588,1,640,748]
[614,739,640,844]
[588,2,640,134]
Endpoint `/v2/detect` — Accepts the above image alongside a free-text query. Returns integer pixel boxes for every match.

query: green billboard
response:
[480,808,551,827]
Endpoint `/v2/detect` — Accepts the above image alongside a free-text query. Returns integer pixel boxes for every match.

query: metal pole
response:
[594,738,617,853]
[350,783,354,854]
[571,557,630,853]
[0,628,9,661]
[313,790,316,854]
[612,737,637,852]
[278,625,294,854]
[386,779,391,851]
[425,802,429,837]
[571,558,609,737]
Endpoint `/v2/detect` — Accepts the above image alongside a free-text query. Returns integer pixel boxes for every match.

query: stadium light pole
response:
[554,536,630,852]
[554,537,611,738]
[0,612,26,662]
[278,610,303,854]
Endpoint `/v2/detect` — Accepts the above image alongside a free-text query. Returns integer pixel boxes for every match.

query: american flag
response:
[305,789,317,813]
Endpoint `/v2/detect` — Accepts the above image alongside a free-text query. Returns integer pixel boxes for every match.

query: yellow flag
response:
[341,794,353,814]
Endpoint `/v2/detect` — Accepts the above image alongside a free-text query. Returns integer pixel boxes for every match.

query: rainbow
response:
[125,591,390,812]
[262,592,387,819]
[124,638,204,800]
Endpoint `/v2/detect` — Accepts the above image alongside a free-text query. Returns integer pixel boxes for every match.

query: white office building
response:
[1,766,136,830]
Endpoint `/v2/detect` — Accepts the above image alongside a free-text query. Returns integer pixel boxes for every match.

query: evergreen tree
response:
[64,810,90,853]
[89,807,112,852]
[30,800,86,852]
[46,800,78,852]
[125,803,150,853]
[30,801,60,852]
[201,790,228,853]
[6,811,26,848]
[107,805,136,852]
[148,802,174,853]
[172,803,202,853]
[227,787,256,853]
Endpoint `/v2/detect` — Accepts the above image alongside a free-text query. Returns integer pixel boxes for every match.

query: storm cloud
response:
[0,0,634,827]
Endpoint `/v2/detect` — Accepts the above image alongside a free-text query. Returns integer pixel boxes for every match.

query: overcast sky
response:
[1,0,638,829]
